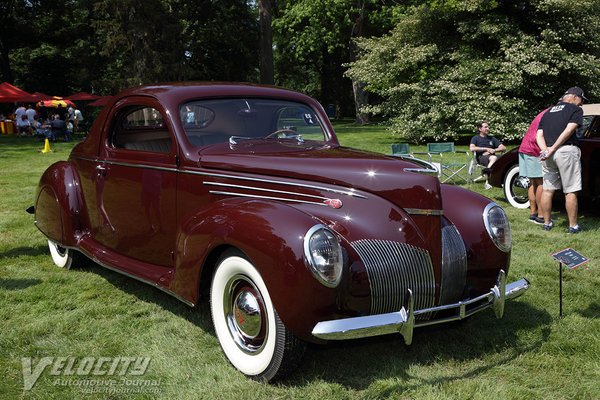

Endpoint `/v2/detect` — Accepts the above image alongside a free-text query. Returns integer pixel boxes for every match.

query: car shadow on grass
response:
[285,300,552,390]
[0,278,43,290]
[0,245,49,260]
[577,302,600,319]
[79,260,214,333]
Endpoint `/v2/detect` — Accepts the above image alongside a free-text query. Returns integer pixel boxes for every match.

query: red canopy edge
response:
[67,92,101,101]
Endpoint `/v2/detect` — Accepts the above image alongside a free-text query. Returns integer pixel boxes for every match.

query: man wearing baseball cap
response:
[536,86,586,233]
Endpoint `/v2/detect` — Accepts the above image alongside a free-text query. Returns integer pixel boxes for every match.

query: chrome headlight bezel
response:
[303,224,343,288]
[483,203,512,253]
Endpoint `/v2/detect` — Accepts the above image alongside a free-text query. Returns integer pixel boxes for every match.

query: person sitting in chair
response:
[50,114,67,141]
[470,120,506,168]
[470,120,506,189]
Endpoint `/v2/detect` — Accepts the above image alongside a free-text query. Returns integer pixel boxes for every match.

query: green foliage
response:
[1,0,260,96]
[346,0,600,143]
[273,0,400,115]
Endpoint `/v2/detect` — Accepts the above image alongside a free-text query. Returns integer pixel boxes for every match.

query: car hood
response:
[198,141,442,210]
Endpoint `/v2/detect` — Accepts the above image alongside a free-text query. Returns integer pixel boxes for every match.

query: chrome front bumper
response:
[312,270,529,345]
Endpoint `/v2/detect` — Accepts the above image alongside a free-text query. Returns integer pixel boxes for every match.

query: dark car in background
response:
[488,103,600,209]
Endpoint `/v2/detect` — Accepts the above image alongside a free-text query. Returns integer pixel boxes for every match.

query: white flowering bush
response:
[346,0,600,143]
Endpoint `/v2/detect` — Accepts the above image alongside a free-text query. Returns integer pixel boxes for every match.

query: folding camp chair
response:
[416,142,470,183]
[468,151,487,183]
[390,143,411,157]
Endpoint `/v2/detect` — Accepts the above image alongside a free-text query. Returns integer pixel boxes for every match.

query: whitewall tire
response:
[503,164,530,209]
[210,250,305,382]
[48,239,85,269]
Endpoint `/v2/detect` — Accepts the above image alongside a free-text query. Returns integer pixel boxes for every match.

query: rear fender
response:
[172,198,337,341]
[34,161,89,246]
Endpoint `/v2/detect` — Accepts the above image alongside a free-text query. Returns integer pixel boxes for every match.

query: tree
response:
[92,0,186,92]
[274,0,399,121]
[173,0,259,82]
[346,0,600,142]
[259,0,274,84]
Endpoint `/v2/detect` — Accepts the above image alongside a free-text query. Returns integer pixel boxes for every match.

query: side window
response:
[276,106,325,141]
[112,106,172,153]
[585,116,600,138]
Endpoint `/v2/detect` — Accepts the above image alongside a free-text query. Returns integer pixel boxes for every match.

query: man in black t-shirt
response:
[470,121,506,168]
[536,86,585,234]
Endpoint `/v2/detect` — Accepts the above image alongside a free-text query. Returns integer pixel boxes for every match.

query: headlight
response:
[303,224,343,287]
[483,203,512,252]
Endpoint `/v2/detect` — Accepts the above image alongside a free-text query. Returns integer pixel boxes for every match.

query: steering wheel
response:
[265,129,300,139]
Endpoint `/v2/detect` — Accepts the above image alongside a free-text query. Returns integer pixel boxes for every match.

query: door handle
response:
[96,164,107,176]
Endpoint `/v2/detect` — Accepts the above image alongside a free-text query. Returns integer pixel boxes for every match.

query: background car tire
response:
[503,164,530,209]
[210,250,306,382]
[47,239,86,269]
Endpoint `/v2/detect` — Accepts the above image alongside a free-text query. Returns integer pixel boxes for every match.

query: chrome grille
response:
[439,225,467,305]
[351,239,435,317]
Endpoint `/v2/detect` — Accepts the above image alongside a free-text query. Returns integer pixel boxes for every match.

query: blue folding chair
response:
[416,142,470,183]
[390,143,411,157]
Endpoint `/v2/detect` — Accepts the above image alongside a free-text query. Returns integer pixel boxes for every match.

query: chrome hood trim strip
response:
[203,181,331,201]
[208,190,329,206]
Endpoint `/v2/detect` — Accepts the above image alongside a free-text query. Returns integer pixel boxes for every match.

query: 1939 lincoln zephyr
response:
[31,83,529,381]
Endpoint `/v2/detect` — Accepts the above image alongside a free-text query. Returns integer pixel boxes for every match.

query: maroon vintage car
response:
[31,83,529,381]
[488,103,600,209]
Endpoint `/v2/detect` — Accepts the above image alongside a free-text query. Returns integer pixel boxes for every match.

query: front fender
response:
[172,198,337,342]
[440,184,511,293]
[34,161,89,246]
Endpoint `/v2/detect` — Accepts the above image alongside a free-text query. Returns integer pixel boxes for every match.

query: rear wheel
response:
[48,239,86,269]
[503,164,530,209]
[210,250,305,382]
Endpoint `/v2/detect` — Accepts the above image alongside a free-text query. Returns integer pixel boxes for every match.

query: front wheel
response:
[503,164,530,209]
[48,239,86,269]
[210,250,305,382]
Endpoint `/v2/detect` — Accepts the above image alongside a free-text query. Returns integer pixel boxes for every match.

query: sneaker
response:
[484,182,492,190]
[528,215,544,225]
[568,226,582,234]
[543,222,553,231]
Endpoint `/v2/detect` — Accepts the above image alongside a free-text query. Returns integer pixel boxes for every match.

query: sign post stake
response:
[551,248,589,319]
[559,261,563,318]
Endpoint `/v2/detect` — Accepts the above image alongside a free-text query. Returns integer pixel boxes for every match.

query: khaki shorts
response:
[542,145,581,193]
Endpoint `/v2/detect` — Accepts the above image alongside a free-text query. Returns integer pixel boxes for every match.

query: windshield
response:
[179,98,327,147]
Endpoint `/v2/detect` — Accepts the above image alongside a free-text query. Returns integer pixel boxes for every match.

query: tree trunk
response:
[349,3,368,124]
[352,80,369,124]
[259,0,274,85]
[0,40,14,84]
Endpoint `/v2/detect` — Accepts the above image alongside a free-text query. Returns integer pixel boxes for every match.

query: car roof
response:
[116,82,312,104]
[582,103,600,116]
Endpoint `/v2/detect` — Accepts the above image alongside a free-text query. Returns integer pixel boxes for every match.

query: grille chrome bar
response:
[439,225,468,305]
[351,239,435,317]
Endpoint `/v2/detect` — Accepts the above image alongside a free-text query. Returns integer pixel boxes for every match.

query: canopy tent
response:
[88,95,113,107]
[67,92,100,101]
[31,92,53,101]
[0,82,37,103]
[37,98,76,108]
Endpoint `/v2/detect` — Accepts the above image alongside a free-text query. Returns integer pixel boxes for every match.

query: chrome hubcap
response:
[233,289,262,339]
[225,275,267,354]
[512,175,529,203]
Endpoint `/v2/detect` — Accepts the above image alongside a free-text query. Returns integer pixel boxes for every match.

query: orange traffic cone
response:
[41,138,52,153]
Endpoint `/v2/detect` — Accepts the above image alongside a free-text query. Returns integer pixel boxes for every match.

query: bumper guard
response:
[312,270,529,344]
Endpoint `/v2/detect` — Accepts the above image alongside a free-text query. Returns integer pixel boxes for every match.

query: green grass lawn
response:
[1,130,599,399]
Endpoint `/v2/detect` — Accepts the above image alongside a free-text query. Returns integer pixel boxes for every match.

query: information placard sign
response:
[551,248,589,270]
